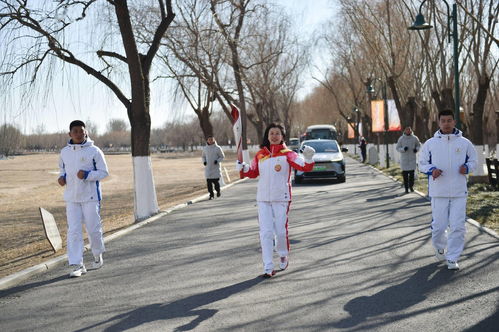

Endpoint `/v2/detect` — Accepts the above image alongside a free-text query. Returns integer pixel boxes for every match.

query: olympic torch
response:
[231,104,244,179]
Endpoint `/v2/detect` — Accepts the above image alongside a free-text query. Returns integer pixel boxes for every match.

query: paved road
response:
[1,157,498,332]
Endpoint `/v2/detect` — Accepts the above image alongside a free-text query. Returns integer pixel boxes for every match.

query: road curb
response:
[363,161,498,240]
[0,178,247,291]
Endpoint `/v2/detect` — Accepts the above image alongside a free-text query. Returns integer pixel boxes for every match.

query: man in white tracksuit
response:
[58,120,109,277]
[419,110,477,270]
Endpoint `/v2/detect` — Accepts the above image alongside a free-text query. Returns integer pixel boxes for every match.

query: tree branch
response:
[96,50,128,63]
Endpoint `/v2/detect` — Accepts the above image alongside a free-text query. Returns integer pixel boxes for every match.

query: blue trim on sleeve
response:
[425,166,436,175]
[96,180,101,201]
[464,154,470,174]
[93,158,102,201]
[83,170,90,179]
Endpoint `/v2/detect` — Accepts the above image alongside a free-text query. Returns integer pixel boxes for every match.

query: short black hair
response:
[69,120,86,130]
[260,123,286,149]
[438,109,454,119]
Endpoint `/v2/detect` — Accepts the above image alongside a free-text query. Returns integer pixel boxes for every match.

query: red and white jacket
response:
[242,144,314,202]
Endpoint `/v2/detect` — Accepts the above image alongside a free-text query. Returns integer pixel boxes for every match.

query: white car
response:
[295,139,348,183]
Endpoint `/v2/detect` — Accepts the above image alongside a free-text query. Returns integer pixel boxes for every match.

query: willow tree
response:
[0,0,175,220]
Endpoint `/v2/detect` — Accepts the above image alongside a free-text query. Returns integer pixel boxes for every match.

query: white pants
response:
[257,201,290,272]
[66,201,105,265]
[430,197,467,262]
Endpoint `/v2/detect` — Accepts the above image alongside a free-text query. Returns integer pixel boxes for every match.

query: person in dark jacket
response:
[202,136,225,199]
[359,137,367,163]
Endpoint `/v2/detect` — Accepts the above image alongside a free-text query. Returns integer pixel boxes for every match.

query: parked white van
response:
[304,124,338,141]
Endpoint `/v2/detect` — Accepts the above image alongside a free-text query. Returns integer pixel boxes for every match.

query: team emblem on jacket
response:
[274,164,282,172]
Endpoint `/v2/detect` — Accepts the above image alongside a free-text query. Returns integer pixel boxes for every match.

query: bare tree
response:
[106,118,129,133]
[458,0,499,144]
[153,0,226,139]
[0,123,24,156]
[209,0,253,159]
[0,0,175,220]
[243,7,308,142]
[310,0,498,145]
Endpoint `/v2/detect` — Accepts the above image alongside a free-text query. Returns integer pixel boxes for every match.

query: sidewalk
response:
[1,157,498,331]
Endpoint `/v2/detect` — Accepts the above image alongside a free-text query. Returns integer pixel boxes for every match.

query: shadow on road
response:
[0,274,68,298]
[463,309,499,332]
[75,276,264,332]
[332,263,450,329]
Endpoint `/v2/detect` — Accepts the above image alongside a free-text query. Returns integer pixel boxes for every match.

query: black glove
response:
[413,148,417,153]
[214,160,218,165]
[203,162,207,166]
[403,146,408,151]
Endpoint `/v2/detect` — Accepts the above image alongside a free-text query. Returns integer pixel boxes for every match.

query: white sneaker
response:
[92,254,104,269]
[279,256,289,270]
[69,264,87,278]
[434,248,445,261]
[447,260,459,270]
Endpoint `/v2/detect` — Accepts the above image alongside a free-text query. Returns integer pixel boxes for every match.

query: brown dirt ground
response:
[0,152,240,279]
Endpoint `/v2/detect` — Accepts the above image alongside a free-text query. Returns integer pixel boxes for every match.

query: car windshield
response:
[307,129,335,140]
[289,139,299,145]
[302,141,339,153]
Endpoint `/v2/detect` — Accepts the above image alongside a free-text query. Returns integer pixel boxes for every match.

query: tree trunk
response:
[387,76,405,127]
[196,107,214,139]
[471,75,490,145]
[431,88,454,113]
[415,102,431,141]
[128,96,159,220]
[115,2,160,220]
[405,97,417,129]
[247,112,264,145]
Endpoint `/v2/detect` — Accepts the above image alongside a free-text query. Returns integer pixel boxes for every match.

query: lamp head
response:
[408,13,433,30]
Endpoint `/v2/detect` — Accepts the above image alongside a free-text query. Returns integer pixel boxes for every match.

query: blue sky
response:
[1,0,337,135]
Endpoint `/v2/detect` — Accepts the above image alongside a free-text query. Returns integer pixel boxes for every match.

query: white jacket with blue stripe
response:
[59,138,109,202]
[419,129,477,198]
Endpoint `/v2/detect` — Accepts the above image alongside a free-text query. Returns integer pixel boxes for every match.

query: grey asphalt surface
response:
[1,157,498,332]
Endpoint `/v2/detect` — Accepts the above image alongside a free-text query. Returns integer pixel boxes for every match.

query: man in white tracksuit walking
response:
[419,110,477,270]
[58,120,109,277]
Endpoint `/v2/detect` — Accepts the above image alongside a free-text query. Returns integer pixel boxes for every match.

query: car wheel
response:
[337,175,346,183]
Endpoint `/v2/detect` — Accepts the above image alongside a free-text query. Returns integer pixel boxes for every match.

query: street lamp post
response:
[382,83,390,169]
[353,106,360,137]
[408,0,461,129]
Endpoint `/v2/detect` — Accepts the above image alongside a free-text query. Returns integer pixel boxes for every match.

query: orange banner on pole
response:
[387,99,402,131]
[371,100,385,133]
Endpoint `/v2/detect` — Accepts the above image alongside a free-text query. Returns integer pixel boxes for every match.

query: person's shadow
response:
[333,263,450,329]
[75,277,263,332]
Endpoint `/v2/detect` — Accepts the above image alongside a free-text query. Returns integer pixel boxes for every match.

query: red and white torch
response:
[231,104,244,179]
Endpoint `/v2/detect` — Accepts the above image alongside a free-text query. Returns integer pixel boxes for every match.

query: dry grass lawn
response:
[0,152,240,278]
